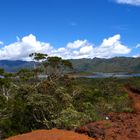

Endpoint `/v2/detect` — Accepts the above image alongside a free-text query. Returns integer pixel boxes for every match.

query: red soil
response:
[127,88,140,112]
[76,88,140,140]
[6,129,95,140]
[76,112,140,140]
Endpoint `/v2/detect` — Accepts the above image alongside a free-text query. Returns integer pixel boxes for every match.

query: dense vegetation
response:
[0,53,138,139]
[125,77,140,93]
[0,57,140,73]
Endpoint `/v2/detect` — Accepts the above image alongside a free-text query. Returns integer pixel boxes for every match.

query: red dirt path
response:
[6,129,95,140]
[127,88,140,112]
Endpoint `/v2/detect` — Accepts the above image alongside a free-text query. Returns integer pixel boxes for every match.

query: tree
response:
[44,56,73,78]
[17,68,34,81]
[61,60,73,73]
[29,53,73,79]
[0,68,4,76]
[29,53,48,77]
[0,78,11,100]
[29,53,48,62]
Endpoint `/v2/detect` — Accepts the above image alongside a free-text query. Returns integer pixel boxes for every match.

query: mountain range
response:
[0,57,140,73]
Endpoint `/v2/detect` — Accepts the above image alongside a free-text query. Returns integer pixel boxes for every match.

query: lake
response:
[80,73,140,79]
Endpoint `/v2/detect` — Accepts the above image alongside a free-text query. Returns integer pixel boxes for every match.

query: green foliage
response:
[29,53,48,62]
[52,106,85,129]
[17,68,34,81]
[73,78,132,117]
[122,107,133,113]
[0,77,133,138]
[126,77,140,93]
[0,68,4,75]
[44,56,73,77]
[0,54,136,139]
[0,78,10,88]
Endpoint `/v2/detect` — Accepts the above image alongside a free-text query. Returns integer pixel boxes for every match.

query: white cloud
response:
[136,43,140,48]
[133,44,140,57]
[0,34,53,60]
[94,34,131,58]
[101,34,120,47]
[133,54,140,58]
[80,45,93,55]
[64,40,94,59]
[115,0,140,6]
[0,34,131,60]
[0,41,4,45]
[67,40,87,49]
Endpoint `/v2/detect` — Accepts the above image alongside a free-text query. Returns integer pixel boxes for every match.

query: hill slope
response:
[0,57,140,73]
[70,57,140,73]
[0,60,34,72]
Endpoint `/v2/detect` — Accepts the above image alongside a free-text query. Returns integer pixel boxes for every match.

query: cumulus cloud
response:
[80,45,93,55]
[0,34,131,60]
[0,34,53,60]
[114,0,140,6]
[66,40,87,49]
[63,40,94,59]
[95,34,131,58]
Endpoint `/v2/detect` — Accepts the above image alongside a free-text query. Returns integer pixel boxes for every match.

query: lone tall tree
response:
[29,53,48,77]
[44,56,73,78]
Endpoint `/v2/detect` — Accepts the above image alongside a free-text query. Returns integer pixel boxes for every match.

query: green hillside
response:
[70,57,140,73]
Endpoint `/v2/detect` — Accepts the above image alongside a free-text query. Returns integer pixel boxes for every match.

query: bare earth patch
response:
[6,129,95,140]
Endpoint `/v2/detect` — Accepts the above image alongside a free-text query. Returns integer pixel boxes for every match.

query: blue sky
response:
[0,0,140,60]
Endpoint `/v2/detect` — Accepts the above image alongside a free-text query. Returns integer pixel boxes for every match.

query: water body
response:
[81,73,140,79]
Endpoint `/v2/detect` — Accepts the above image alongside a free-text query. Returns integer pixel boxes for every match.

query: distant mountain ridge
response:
[70,57,140,73]
[0,60,34,72]
[0,57,140,73]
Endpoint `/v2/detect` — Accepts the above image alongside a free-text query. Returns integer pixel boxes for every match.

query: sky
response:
[0,0,140,60]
